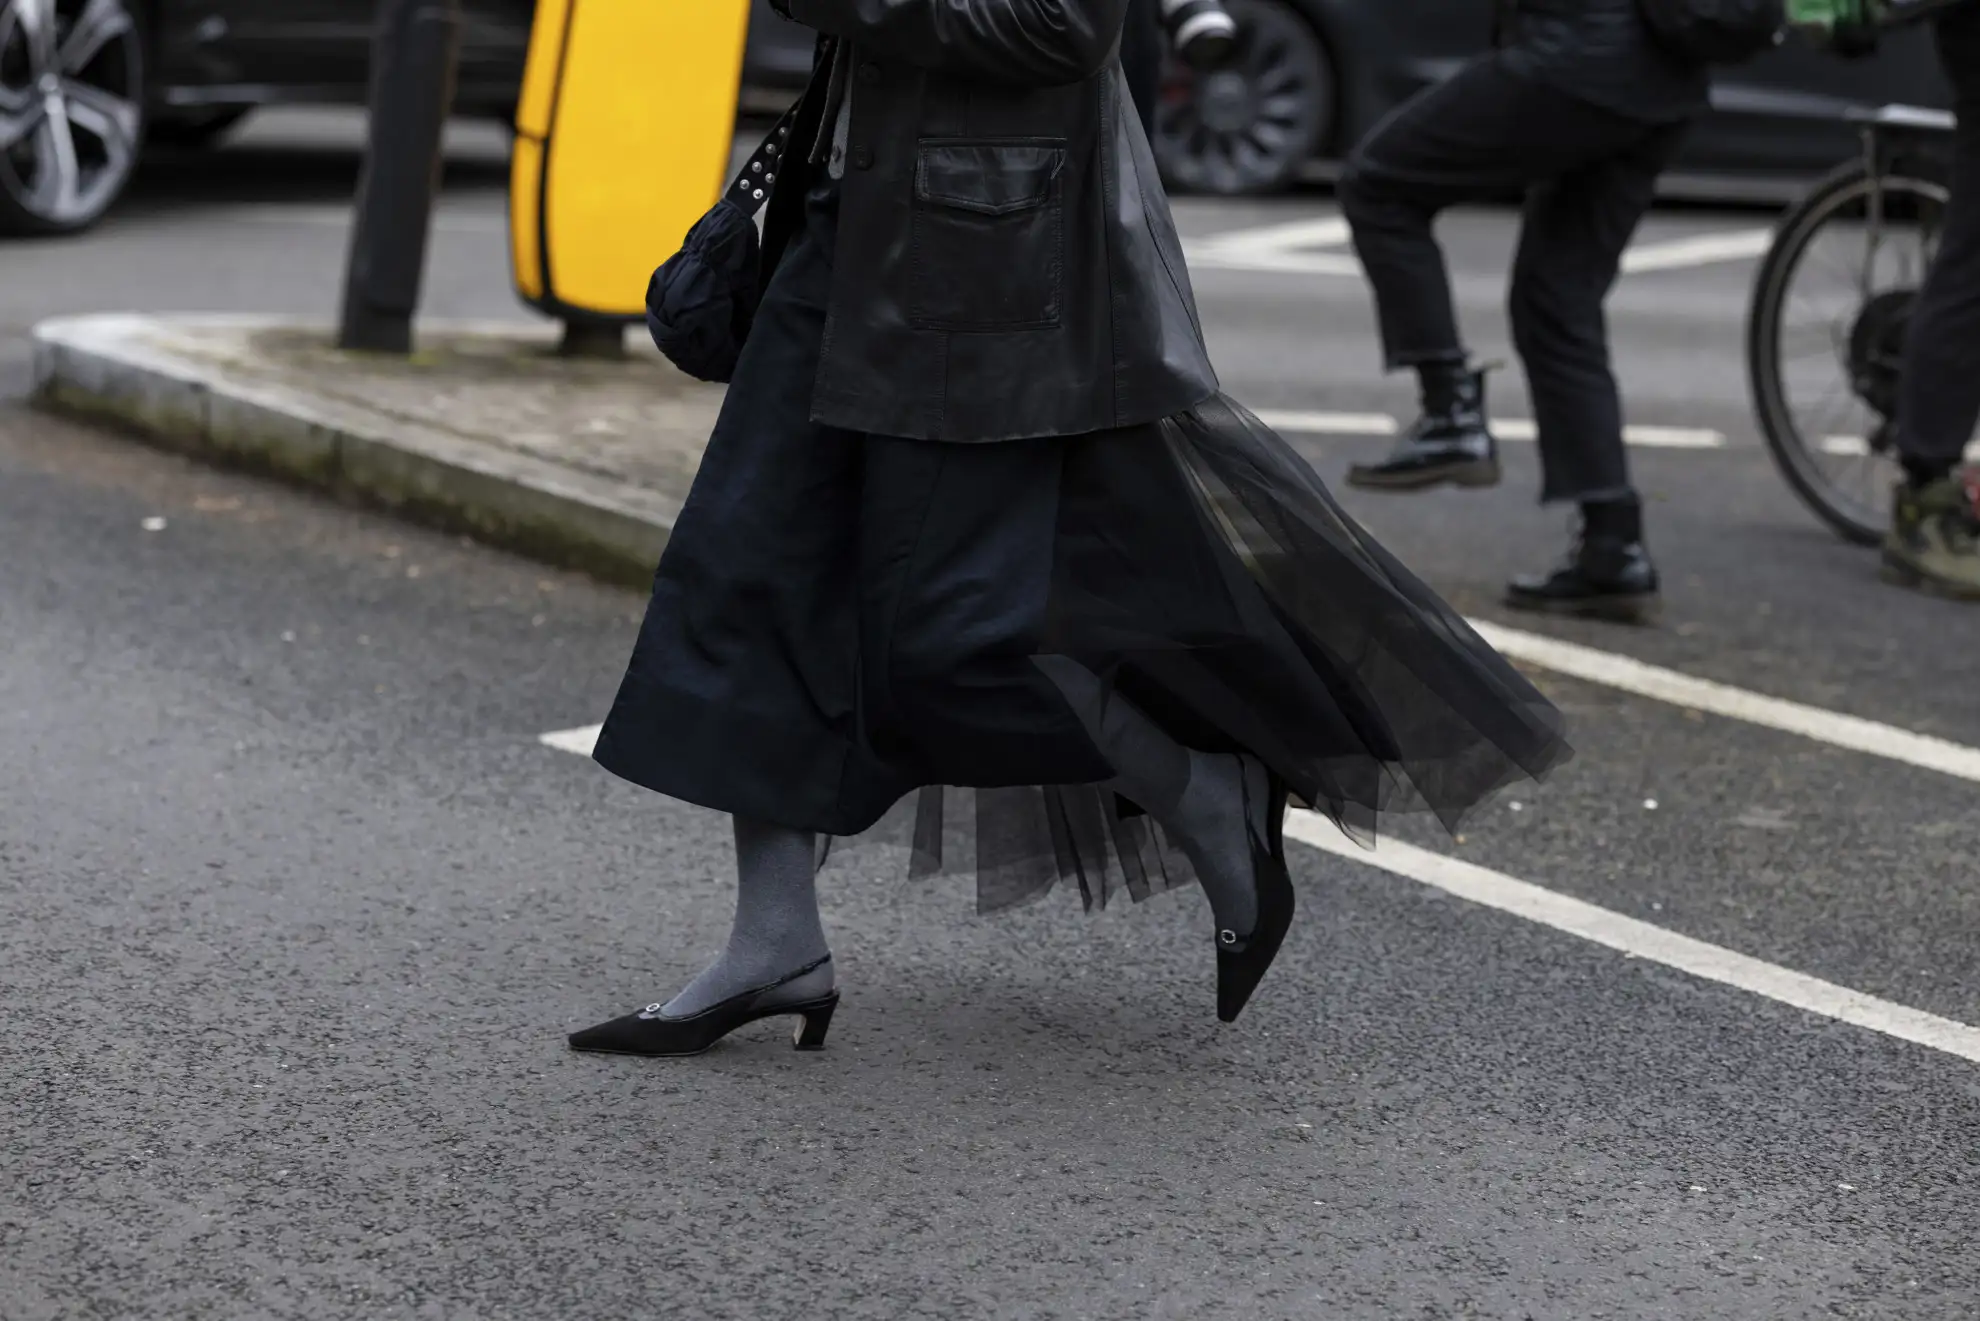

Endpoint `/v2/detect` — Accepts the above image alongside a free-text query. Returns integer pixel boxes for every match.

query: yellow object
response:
[511,0,752,320]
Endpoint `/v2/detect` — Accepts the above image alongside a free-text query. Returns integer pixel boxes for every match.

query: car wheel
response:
[1154,0,1334,197]
[148,105,251,151]
[0,0,147,237]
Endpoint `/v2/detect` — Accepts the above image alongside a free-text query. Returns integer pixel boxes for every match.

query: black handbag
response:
[645,103,801,384]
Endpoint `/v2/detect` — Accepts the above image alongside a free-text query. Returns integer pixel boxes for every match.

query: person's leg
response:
[859,434,1264,938]
[582,182,866,1036]
[1885,16,1980,596]
[1033,656,1263,938]
[1509,120,1683,508]
[1502,122,1682,624]
[661,817,834,1017]
[1337,60,1507,375]
[1339,58,1649,492]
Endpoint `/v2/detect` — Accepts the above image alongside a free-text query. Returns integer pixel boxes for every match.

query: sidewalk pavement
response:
[30,314,726,585]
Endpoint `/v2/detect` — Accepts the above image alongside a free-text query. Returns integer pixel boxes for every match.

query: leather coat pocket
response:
[909,141,1066,332]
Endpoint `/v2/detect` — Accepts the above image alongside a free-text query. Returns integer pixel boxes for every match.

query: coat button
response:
[857,62,880,86]
[851,146,873,170]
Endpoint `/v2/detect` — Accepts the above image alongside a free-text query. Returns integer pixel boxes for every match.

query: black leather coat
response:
[764,1,1218,444]
[1496,0,1709,124]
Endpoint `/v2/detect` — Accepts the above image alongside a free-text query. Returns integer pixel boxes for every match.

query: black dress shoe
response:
[1348,366,1500,492]
[568,957,839,1057]
[1505,535,1661,624]
[1216,758,1295,1024]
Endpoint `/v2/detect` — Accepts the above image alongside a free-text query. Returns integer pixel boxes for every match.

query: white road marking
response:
[1194,215,1353,252]
[1251,409,1400,437]
[1606,423,1728,450]
[1823,434,1980,462]
[1618,228,1775,275]
[1255,409,1725,450]
[1285,816,1980,1065]
[1468,619,1980,785]
[1185,216,1772,279]
[539,724,601,756]
[1183,245,1364,276]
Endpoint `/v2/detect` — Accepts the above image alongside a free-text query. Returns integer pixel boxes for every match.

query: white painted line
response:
[1617,423,1728,450]
[1193,215,1352,252]
[1618,228,1774,275]
[1185,216,1770,279]
[1467,619,1980,785]
[1182,214,1359,276]
[1251,409,1399,437]
[1183,245,1364,277]
[1286,815,1980,1065]
[1822,434,1980,462]
[1256,410,1724,450]
[539,724,601,756]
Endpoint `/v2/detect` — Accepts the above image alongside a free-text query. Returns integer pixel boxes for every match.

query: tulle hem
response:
[840,393,1573,915]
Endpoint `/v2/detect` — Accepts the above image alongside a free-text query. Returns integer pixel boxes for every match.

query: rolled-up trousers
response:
[1897,10,1980,468]
[1338,55,1688,505]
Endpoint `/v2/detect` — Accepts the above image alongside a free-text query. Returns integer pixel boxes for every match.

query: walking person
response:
[1881,0,1980,597]
[569,0,1571,1058]
[1337,0,1711,624]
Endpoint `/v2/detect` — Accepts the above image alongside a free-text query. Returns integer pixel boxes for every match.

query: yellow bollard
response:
[510,0,753,322]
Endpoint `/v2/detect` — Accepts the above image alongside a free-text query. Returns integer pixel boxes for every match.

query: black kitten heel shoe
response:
[568,957,839,1058]
[1216,760,1295,1024]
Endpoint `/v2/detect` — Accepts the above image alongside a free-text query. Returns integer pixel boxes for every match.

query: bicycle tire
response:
[1746,158,1949,546]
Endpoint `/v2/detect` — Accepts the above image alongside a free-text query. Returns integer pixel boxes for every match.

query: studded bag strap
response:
[723,101,804,218]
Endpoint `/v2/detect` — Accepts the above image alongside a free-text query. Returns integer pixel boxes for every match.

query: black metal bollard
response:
[338,0,464,354]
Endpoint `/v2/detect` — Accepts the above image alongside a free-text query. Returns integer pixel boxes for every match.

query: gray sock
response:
[661,815,835,1018]
[1036,656,1260,936]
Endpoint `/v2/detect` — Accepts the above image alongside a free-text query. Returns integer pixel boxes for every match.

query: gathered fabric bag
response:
[645,104,801,383]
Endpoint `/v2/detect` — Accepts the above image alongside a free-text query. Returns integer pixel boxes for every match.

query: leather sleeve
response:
[783,0,1130,85]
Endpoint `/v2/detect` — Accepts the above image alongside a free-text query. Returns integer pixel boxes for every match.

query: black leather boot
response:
[1506,500,1660,624]
[1348,363,1501,492]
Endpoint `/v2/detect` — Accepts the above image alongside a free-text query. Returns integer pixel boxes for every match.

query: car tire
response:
[147,106,252,151]
[0,0,149,237]
[1154,0,1334,197]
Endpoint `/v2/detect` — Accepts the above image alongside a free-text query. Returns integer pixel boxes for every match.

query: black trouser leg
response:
[1897,17,1980,472]
[1509,125,1684,505]
[1339,55,1684,499]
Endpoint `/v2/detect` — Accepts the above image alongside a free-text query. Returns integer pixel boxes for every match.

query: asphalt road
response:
[4,110,1980,1321]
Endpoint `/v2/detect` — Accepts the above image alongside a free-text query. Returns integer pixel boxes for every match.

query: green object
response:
[1785,0,1874,28]
[1883,475,1980,600]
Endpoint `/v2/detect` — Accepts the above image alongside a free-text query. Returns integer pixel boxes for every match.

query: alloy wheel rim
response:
[0,0,143,226]
[1156,0,1327,195]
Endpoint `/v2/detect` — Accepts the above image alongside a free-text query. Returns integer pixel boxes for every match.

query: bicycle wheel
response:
[1747,158,1950,545]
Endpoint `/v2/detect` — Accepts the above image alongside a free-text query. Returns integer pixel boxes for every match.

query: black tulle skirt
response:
[594,392,1572,915]
[593,180,1571,916]
[883,393,1573,912]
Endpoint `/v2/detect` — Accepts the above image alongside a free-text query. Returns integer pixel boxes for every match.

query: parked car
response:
[0,0,536,236]
[0,0,1952,237]
[1147,0,1953,195]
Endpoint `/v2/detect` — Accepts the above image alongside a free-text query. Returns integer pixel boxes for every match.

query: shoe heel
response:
[792,995,838,1051]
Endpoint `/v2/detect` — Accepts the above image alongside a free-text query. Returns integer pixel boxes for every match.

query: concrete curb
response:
[30,314,679,587]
